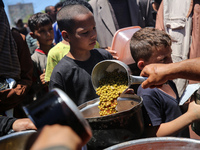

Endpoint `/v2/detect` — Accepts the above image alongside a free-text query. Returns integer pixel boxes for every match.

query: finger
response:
[43,69,45,73]
[140,70,149,77]
[113,56,119,60]
[141,80,151,89]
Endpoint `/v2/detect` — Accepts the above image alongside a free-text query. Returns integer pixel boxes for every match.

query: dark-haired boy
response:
[45,0,99,83]
[49,4,113,106]
[28,12,54,99]
[130,27,200,138]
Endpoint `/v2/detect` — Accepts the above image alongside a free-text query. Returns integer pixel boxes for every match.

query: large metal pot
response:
[104,137,200,150]
[0,130,36,150]
[78,95,144,150]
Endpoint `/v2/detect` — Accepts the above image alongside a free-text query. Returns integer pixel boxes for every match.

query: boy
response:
[49,4,113,106]
[28,12,54,99]
[45,0,100,83]
[130,27,200,137]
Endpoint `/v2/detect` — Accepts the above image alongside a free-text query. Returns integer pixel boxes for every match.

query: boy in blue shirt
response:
[130,27,200,137]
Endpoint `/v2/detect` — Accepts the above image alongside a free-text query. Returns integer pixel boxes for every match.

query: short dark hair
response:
[57,4,91,33]
[28,12,53,32]
[45,5,54,13]
[63,0,93,13]
[55,2,64,12]
[130,27,172,63]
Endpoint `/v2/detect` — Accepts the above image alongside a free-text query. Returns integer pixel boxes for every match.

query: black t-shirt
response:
[137,80,189,137]
[49,48,113,106]
[0,0,4,8]
[0,116,17,136]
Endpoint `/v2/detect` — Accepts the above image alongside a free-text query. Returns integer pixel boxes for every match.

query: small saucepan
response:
[91,60,147,90]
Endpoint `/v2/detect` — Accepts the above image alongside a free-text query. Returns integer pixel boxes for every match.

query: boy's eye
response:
[82,31,89,34]
[40,30,45,33]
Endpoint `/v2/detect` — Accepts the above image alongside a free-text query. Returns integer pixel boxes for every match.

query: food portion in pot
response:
[96,69,128,116]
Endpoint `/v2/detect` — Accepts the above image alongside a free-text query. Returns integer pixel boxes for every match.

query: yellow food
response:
[96,69,128,116]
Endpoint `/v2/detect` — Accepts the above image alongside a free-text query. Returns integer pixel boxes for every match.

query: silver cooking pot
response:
[104,137,200,150]
[0,130,36,150]
[80,60,145,149]
[78,94,144,150]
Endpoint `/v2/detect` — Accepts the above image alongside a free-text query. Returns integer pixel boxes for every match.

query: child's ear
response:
[62,30,70,42]
[29,32,36,39]
[137,60,145,70]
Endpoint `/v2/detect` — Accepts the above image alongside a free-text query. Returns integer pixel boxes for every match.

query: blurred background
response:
[3,0,62,27]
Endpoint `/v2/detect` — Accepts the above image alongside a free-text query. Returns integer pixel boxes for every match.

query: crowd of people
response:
[1,0,200,149]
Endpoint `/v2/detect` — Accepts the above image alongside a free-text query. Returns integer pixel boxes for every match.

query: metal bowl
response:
[104,137,200,150]
[0,130,36,150]
[78,95,144,150]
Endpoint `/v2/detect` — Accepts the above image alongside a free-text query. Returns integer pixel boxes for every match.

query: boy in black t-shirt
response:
[49,4,113,106]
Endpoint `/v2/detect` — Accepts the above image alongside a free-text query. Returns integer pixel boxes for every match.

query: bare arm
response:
[12,118,37,132]
[140,57,200,89]
[150,101,200,137]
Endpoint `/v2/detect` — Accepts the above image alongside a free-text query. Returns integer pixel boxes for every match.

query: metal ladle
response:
[91,60,147,90]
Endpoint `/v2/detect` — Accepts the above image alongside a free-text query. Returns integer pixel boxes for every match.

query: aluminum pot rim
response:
[104,137,200,150]
[78,95,143,122]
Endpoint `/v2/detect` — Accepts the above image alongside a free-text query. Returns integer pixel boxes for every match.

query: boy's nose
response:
[91,30,97,39]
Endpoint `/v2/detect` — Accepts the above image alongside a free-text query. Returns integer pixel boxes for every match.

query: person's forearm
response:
[156,112,194,137]
[167,57,200,81]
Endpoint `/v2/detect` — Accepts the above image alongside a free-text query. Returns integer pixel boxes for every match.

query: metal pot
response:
[78,95,144,150]
[104,137,200,150]
[23,88,92,144]
[0,130,36,150]
[91,60,147,90]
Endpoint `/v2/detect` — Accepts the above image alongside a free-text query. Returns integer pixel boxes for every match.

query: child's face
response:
[67,12,97,52]
[32,23,54,47]
[145,46,172,65]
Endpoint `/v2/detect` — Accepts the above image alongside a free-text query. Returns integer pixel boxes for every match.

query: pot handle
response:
[129,75,147,85]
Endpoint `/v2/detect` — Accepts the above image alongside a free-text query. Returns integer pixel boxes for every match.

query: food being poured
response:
[96,69,128,116]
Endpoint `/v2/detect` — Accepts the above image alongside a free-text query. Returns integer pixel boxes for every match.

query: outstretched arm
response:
[146,101,200,137]
[140,57,200,89]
